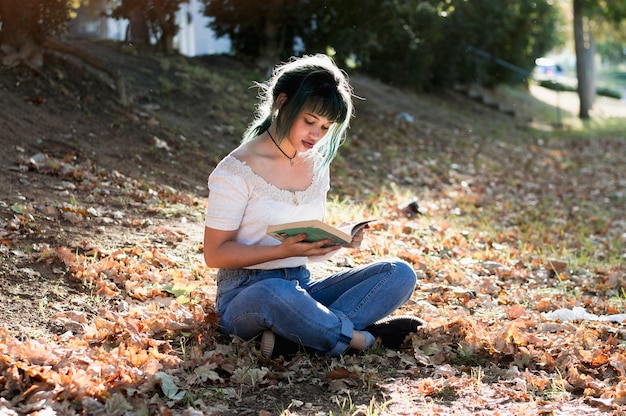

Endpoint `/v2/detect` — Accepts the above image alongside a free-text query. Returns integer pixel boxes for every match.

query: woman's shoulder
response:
[215,153,242,169]
[212,149,273,185]
[229,140,254,160]
[216,137,263,166]
[210,154,250,182]
[230,137,277,166]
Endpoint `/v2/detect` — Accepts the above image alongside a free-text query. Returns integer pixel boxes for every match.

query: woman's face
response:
[288,110,333,152]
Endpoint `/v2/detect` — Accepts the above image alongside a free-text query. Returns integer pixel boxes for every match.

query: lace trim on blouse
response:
[221,155,326,205]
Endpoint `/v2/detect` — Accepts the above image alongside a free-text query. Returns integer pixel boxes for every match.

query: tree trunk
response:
[573,0,595,119]
[128,6,151,46]
[256,13,282,72]
[152,0,177,54]
[160,31,175,54]
[0,0,44,68]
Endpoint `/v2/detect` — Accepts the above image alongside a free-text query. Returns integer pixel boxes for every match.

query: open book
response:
[267,219,375,246]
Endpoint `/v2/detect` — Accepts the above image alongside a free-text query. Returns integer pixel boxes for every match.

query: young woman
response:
[203,54,421,358]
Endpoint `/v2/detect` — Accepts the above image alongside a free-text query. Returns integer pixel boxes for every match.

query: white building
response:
[175,0,231,56]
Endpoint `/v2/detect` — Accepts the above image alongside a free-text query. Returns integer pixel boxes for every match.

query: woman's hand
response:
[342,225,368,249]
[280,233,342,257]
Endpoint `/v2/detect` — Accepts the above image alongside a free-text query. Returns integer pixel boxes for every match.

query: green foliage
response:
[433,0,563,87]
[538,79,577,92]
[580,1,626,65]
[579,0,626,23]
[203,0,562,91]
[357,1,445,90]
[596,85,623,99]
[596,35,626,65]
[339,0,563,89]
[202,0,307,62]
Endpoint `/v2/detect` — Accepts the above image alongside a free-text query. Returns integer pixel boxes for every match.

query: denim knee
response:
[391,259,418,294]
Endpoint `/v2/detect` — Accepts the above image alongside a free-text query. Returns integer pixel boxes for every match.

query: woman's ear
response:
[275,93,288,109]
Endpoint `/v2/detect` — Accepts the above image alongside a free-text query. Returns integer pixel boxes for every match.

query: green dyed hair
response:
[242,54,354,173]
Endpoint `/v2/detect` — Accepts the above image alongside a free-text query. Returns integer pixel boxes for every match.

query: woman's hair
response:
[242,54,354,172]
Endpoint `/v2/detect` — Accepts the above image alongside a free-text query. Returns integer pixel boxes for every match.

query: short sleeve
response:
[204,160,249,231]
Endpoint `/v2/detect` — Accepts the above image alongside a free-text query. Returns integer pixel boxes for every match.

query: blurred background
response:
[1,0,625,119]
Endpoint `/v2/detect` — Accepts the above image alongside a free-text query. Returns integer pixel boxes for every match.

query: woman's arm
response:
[203,226,341,269]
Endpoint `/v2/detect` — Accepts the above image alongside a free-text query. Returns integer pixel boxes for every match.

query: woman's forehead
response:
[303,111,332,124]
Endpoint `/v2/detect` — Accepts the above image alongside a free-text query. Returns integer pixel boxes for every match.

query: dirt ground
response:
[0,40,221,340]
[2,40,625,416]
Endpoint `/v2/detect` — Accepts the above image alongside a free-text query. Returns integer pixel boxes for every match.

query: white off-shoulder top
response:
[204,155,330,269]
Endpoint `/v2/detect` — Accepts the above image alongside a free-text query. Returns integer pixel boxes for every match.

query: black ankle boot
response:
[364,315,424,349]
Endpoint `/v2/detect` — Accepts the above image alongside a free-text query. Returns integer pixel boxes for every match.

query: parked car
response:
[533,57,564,81]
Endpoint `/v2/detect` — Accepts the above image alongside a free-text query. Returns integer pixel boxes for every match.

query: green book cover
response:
[267,219,374,246]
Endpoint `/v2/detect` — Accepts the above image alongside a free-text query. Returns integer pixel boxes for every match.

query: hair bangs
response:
[304,91,347,124]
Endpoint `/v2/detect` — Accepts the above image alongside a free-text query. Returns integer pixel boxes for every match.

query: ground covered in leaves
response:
[1,40,625,415]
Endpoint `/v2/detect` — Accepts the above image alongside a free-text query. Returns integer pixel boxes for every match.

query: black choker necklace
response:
[266,128,297,166]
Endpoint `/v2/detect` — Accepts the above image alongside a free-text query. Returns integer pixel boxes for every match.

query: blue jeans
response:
[216,260,417,356]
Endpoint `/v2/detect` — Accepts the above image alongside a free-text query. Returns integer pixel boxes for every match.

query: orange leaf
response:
[326,368,355,379]
[535,298,553,312]
[95,280,118,298]
[506,304,528,319]
[56,246,76,265]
